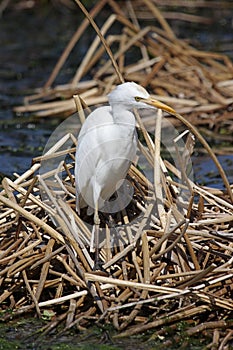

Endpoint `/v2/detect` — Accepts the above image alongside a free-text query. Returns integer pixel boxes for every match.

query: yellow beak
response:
[144,97,175,114]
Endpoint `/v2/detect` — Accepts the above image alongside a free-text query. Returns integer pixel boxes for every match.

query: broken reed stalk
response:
[73,0,124,84]
[72,14,117,85]
[154,109,166,228]
[44,0,109,88]
[0,194,64,244]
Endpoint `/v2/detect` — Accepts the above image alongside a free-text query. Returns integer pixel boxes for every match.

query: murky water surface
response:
[0,316,211,350]
[0,3,93,178]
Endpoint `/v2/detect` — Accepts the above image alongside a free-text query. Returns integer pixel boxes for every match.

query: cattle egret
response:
[75,82,175,266]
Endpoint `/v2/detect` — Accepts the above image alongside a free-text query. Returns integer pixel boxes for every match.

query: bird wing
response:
[75,106,114,212]
[75,106,137,213]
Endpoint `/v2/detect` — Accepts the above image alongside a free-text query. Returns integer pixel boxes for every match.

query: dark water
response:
[0,316,211,350]
[0,3,93,178]
[0,3,233,184]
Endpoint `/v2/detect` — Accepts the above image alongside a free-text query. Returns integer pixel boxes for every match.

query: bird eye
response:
[135,96,141,102]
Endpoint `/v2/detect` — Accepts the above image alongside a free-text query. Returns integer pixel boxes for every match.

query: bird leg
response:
[93,203,101,270]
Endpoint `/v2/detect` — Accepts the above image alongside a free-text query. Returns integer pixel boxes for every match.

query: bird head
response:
[108,82,175,114]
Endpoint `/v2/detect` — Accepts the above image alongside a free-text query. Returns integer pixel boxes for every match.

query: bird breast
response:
[75,106,137,211]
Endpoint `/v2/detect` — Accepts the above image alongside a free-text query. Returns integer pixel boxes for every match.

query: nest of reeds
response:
[1,0,233,347]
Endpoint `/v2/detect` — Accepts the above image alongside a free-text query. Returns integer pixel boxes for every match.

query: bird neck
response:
[111,105,136,128]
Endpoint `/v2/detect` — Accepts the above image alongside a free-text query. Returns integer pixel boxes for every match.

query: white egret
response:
[75,82,175,266]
